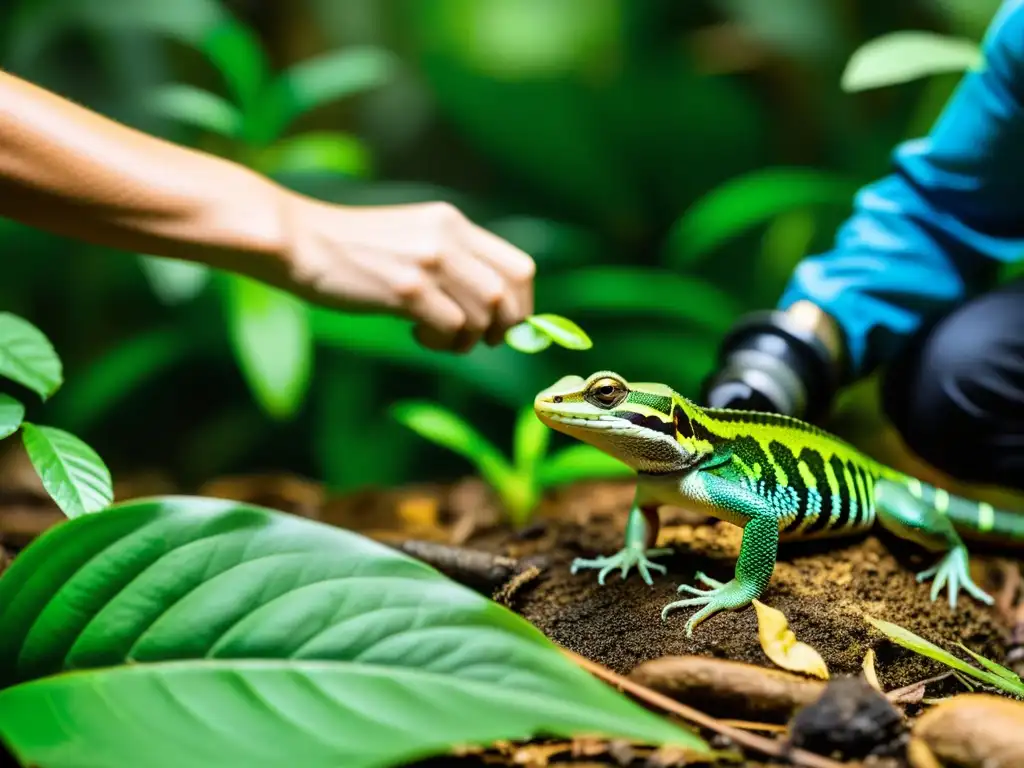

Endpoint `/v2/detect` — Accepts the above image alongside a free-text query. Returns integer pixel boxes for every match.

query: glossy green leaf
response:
[0,312,63,399]
[0,497,703,767]
[0,393,25,440]
[505,321,553,353]
[866,616,1024,697]
[247,47,397,144]
[513,405,549,476]
[664,168,859,267]
[391,400,512,488]
[226,276,312,421]
[536,267,739,335]
[21,423,113,518]
[200,19,269,110]
[526,314,593,351]
[842,31,983,93]
[537,444,634,488]
[257,131,371,178]
[146,84,243,138]
[138,255,212,305]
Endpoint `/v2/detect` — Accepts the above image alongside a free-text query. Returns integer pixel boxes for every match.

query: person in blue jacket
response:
[703,0,1024,490]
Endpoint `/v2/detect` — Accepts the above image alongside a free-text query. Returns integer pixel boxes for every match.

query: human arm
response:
[705,0,1024,417]
[0,69,534,351]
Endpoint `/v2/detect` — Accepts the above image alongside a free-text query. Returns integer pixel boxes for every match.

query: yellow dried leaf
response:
[863,648,882,692]
[752,600,829,680]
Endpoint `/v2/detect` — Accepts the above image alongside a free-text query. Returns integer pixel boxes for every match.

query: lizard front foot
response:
[916,546,994,609]
[661,571,757,637]
[571,546,672,586]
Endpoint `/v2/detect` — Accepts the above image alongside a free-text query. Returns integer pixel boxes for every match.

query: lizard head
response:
[534,371,692,474]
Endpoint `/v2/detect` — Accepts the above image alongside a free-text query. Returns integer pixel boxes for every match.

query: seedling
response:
[0,313,112,518]
[866,616,1024,698]
[391,401,631,527]
[505,314,592,354]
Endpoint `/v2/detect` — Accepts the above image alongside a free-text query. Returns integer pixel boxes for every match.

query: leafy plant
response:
[505,313,593,354]
[0,313,112,517]
[137,12,396,420]
[866,616,1024,698]
[0,496,707,767]
[392,401,632,526]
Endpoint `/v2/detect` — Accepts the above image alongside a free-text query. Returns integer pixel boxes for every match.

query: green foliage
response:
[0,496,706,766]
[841,31,983,92]
[866,616,1024,698]
[663,168,860,269]
[225,276,312,421]
[0,313,112,517]
[505,313,593,354]
[392,401,631,526]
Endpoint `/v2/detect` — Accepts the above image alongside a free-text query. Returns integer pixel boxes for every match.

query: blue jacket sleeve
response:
[778,0,1024,381]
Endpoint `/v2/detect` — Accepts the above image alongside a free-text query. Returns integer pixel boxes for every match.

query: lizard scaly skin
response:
[535,371,1017,637]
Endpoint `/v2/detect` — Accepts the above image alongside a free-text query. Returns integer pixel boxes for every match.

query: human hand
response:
[278,195,536,353]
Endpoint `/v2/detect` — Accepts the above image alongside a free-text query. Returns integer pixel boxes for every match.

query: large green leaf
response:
[663,168,859,268]
[0,393,25,439]
[842,31,983,93]
[0,312,63,399]
[20,423,113,518]
[247,47,397,145]
[146,83,243,138]
[226,276,313,421]
[0,497,704,766]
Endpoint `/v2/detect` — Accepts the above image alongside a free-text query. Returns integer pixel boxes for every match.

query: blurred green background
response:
[0,0,1003,494]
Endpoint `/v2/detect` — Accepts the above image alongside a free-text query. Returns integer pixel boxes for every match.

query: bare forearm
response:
[0,70,290,279]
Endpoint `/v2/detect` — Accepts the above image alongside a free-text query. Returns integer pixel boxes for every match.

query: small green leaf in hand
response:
[0,312,63,399]
[21,423,113,518]
[0,394,24,440]
[506,314,592,353]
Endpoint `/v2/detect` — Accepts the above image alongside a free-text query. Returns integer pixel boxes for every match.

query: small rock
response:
[787,676,906,759]
[909,694,1024,768]
[628,655,825,723]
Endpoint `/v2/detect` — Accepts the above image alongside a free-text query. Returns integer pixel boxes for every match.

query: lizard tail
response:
[903,477,1024,544]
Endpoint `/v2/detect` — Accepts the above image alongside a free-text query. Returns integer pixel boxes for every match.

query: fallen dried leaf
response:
[752,600,829,680]
[887,672,953,707]
[863,648,882,693]
[396,495,439,529]
[628,655,825,723]
[909,694,1024,768]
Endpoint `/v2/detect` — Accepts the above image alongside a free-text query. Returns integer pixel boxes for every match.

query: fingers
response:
[404,285,466,352]
[466,221,536,319]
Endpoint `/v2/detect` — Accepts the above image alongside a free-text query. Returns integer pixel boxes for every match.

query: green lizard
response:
[534,370,1023,637]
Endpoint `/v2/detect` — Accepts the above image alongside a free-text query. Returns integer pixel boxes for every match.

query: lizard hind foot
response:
[570,546,672,586]
[661,575,755,637]
[916,546,994,609]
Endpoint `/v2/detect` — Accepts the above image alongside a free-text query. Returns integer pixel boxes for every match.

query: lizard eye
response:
[585,377,627,408]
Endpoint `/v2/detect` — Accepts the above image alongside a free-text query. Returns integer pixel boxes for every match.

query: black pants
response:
[882,278,1024,491]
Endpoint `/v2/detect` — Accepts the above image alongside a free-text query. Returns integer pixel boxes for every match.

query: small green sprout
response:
[391,401,631,527]
[0,313,113,518]
[865,616,1024,698]
[505,314,592,354]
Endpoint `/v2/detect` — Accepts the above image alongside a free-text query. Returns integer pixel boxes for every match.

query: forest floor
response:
[2,443,1024,767]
